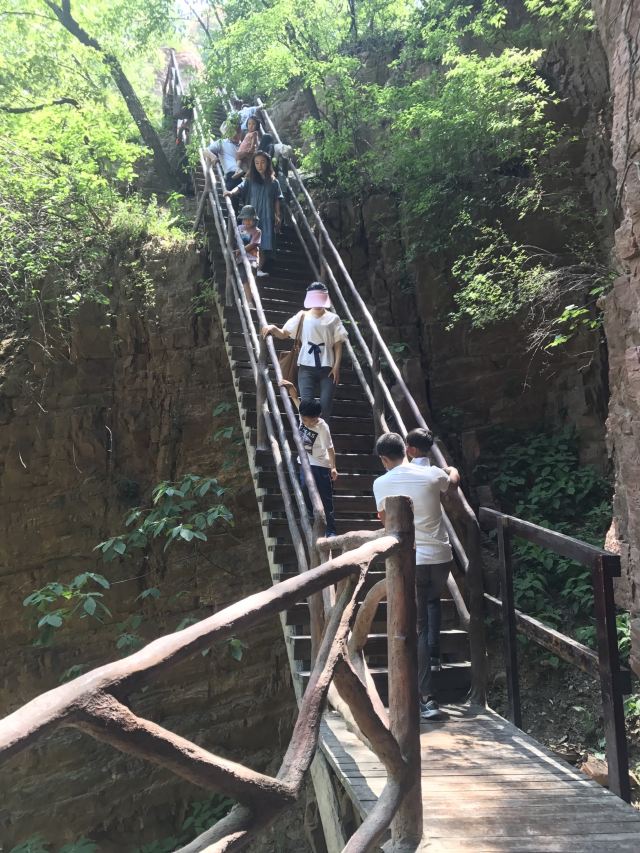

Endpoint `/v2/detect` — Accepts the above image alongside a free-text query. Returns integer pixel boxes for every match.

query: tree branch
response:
[0,97,79,114]
[77,693,295,810]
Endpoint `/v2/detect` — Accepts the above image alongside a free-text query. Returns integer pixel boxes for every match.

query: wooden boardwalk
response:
[320,706,640,852]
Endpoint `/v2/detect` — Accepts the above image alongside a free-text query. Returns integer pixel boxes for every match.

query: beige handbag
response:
[278,312,305,384]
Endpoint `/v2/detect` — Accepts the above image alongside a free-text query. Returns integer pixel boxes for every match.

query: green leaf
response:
[228,638,247,661]
[136,587,161,601]
[38,613,63,629]
[83,597,97,616]
[212,402,234,417]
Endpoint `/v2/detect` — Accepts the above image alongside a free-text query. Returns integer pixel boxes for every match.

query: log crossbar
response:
[0,499,422,852]
[479,507,632,802]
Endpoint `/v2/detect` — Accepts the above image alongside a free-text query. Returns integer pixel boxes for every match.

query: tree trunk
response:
[44,0,176,188]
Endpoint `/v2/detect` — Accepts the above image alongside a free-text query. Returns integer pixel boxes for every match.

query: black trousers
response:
[300,465,336,536]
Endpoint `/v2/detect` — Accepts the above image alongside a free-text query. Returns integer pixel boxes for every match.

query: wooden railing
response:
[0,498,422,852]
[164,46,487,703]
[163,55,333,661]
[480,507,632,802]
[251,96,488,704]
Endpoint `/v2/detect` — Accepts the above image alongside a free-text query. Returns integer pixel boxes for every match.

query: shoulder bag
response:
[278,312,305,384]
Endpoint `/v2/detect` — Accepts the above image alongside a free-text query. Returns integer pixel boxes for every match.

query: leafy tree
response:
[194,0,605,341]
[0,0,187,335]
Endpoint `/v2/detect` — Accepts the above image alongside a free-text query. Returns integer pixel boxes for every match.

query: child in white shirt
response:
[280,379,337,536]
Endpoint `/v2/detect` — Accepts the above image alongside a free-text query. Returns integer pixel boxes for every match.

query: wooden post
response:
[592,554,631,802]
[385,496,422,850]
[256,338,268,452]
[496,517,521,727]
[371,337,383,441]
[225,220,234,307]
[464,513,488,707]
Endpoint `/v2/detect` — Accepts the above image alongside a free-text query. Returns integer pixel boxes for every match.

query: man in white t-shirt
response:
[280,380,337,536]
[373,432,456,721]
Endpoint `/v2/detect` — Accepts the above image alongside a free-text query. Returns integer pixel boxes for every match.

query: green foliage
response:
[23,573,111,646]
[0,0,186,335]
[197,0,603,337]
[95,474,233,560]
[476,428,612,628]
[23,473,234,650]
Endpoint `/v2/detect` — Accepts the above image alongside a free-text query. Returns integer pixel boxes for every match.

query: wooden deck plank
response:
[319,707,640,849]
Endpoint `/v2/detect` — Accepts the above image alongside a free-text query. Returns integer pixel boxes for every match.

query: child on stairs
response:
[279,379,337,538]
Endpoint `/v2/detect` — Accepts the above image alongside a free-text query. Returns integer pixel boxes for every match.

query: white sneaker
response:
[256,270,269,277]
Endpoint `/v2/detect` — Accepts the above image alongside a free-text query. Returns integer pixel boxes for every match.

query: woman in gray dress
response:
[224,150,283,276]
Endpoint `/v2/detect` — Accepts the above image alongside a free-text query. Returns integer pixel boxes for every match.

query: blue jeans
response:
[416,562,452,699]
[297,365,335,420]
[300,465,336,537]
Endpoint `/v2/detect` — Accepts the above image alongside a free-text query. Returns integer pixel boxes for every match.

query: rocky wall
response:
[316,24,614,486]
[592,0,640,671]
[0,239,307,850]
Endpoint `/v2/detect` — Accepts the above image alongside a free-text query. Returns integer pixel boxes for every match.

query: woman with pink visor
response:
[261,282,348,420]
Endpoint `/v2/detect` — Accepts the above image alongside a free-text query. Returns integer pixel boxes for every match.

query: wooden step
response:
[289,629,469,662]
[257,470,376,495]
[285,598,460,628]
[236,374,366,399]
[297,661,471,700]
[241,392,373,421]
[265,517,380,539]
[261,492,377,514]
[244,409,376,436]
[250,430,378,458]
[255,448,380,472]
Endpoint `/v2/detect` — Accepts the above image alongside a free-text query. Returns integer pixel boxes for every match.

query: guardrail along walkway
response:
[163,52,640,851]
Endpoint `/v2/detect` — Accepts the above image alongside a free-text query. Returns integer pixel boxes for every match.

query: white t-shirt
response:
[298,417,333,468]
[282,310,348,369]
[208,138,239,174]
[412,456,430,466]
[373,462,452,564]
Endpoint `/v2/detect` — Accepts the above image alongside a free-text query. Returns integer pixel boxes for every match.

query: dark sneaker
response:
[420,698,445,721]
[430,656,442,672]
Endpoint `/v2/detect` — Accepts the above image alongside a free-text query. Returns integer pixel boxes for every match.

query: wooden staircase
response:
[195,162,472,705]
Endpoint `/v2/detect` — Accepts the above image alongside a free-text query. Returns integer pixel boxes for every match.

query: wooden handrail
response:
[256,97,487,703]
[479,506,631,802]
[1,494,422,853]
[169,52,327,564]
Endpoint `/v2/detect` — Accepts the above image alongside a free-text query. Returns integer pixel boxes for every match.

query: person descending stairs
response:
[194,140,473,709]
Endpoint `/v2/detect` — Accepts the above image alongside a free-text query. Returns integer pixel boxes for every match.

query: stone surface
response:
[316,26,614,488]
[0,239,308,850]
[593,0,640,653]
[580,755,610,787]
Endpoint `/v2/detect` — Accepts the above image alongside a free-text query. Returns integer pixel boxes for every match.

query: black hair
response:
[406,427,434,454]
[248,150,274,183]
[299,399,322,417]
[375,432,406,460]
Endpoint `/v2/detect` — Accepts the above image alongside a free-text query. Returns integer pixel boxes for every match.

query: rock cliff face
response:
[310,25,616,487]
[593,0,640,672]
[0,239,304,849]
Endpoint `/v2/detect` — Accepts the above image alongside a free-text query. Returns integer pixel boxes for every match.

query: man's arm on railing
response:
[443,465,460,489]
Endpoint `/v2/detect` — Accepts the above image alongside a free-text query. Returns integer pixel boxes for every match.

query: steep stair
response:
[193,152,472,704]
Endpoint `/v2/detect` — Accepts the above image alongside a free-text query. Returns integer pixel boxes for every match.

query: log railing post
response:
[593,553,631,802]
[225,220,234,307]
[256,338,268,452]
[496,517,521,726]
[371,337,383,440]
[464,513,488,707]
[385,496,422,850]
